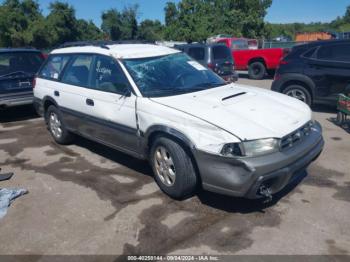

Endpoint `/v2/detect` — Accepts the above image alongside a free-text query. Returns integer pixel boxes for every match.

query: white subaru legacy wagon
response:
[33,42,324,200]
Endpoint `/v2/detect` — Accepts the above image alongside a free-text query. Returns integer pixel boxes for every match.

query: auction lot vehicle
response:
[0,48,45,108]
[174,43,238,82]
[34,42,324,200]
[272,40,350,106]
[216,37,287,80]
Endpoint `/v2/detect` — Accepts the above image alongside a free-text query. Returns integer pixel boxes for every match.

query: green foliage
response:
[163,0,272,42]
[101,5,139,40]
[1,0,350,49]
[0,0,103,49]
[137,19,163,41]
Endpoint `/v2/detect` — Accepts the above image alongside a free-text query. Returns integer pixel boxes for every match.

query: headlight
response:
[221,138,280,158]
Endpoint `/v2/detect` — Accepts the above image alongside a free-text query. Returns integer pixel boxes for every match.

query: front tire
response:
[248,62,266,80]
[46,105,74,145]
[283,85,312,106]
[150,137,198,199]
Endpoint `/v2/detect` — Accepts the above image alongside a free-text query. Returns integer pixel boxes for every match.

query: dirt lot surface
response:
[0,74,349,256]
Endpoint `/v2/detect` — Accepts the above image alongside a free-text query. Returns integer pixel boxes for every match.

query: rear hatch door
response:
[211,45,234,75]
[0,51,44,95]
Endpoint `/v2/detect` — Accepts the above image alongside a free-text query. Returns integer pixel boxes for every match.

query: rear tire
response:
[248,61,266,80]
[46,105,74,145]
[150,137,198,199]
[283,85,312,106]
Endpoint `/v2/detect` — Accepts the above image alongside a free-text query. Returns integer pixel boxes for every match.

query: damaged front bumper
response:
[193,121,324,199]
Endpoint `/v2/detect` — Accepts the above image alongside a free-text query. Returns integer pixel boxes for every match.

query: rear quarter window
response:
[188,47,205,61]
[39,55,70,80]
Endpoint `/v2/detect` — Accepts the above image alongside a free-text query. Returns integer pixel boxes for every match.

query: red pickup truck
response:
[216,38,287,80]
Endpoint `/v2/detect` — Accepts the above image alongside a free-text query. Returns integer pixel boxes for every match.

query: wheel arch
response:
[145,125,202,182]
[42,96,58,121]
[279,74,315,101]
[248,57,267,67]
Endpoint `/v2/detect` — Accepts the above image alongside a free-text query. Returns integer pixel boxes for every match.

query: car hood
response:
[150,84,312,141]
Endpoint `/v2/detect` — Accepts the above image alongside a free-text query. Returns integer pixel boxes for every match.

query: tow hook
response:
[259,185,273,203]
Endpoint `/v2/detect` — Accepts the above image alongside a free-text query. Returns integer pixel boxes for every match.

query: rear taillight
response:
[279,60,288,65]
[32,77,37,89]
[207,63,215,70]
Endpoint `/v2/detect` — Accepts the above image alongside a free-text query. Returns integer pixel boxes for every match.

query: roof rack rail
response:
[59,40,155,50]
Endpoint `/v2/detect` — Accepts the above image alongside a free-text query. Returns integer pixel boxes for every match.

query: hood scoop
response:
[222,92,246,101]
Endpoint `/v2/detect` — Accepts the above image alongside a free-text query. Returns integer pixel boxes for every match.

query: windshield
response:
[123,53,226,97]
[0,52,44,77]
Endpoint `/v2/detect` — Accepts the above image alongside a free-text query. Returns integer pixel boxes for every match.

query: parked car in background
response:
[174,43,238,82]
[34,42,323,201]
[272,39,350,106]
[216,37,288,80]
[0,48,45,109]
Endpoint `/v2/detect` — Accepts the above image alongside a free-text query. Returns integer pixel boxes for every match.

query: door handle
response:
[86,98,94,106]
[54,91,60,97]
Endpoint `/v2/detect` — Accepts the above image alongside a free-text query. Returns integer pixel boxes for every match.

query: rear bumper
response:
[0,92,33,108]
[193,121,324,199]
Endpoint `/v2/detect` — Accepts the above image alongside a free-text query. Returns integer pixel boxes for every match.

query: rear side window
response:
[317,44,350,62]
[62,55,94,87]
[231,40,248,50]
[90,55,131,95]
[188,47,205,61]
[39,55,70,80]
[0,52,44,76]
[302,47,317,58]
[212,46,232,60]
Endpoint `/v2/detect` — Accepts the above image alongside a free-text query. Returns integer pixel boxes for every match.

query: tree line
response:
[1,0,350,49]
[266,6,350,40]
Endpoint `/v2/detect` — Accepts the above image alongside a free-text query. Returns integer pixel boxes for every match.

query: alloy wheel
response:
[49,112,62,139]
[286,89,307,103]
[154,146,176,187]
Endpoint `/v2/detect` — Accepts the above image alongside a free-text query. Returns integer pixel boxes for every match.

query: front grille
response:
[280,121,313,150]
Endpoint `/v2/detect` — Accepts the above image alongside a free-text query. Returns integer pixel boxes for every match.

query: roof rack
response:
[59,40,155,50]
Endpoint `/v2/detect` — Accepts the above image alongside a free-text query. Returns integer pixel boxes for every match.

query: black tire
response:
[45,105,74,145]
[283,85,312,106]
[267,69,275,78]
[248,61,266,80]
[336,111,346,126]
[150,137,198,199]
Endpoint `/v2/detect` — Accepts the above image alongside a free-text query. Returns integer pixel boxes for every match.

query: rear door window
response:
[0,52,44,77]
[90,55,131,95]
[317,44,350,62]
[188,47,205,61]
[39,55,70,80]
[212,46,232,61]
[231,40,248,50]
[61,55,94,87]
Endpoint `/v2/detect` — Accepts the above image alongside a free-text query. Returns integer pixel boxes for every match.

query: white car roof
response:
[51,44,181,59]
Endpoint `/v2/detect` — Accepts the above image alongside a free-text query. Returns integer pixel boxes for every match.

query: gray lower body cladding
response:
[194,122,324,199]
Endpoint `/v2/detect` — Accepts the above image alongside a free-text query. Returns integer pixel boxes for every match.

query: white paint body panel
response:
[148,83,312,141]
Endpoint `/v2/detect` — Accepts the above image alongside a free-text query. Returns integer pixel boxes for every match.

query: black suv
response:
[174,43,238,82]
[0,48,45,109]
[272,39,350,106]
